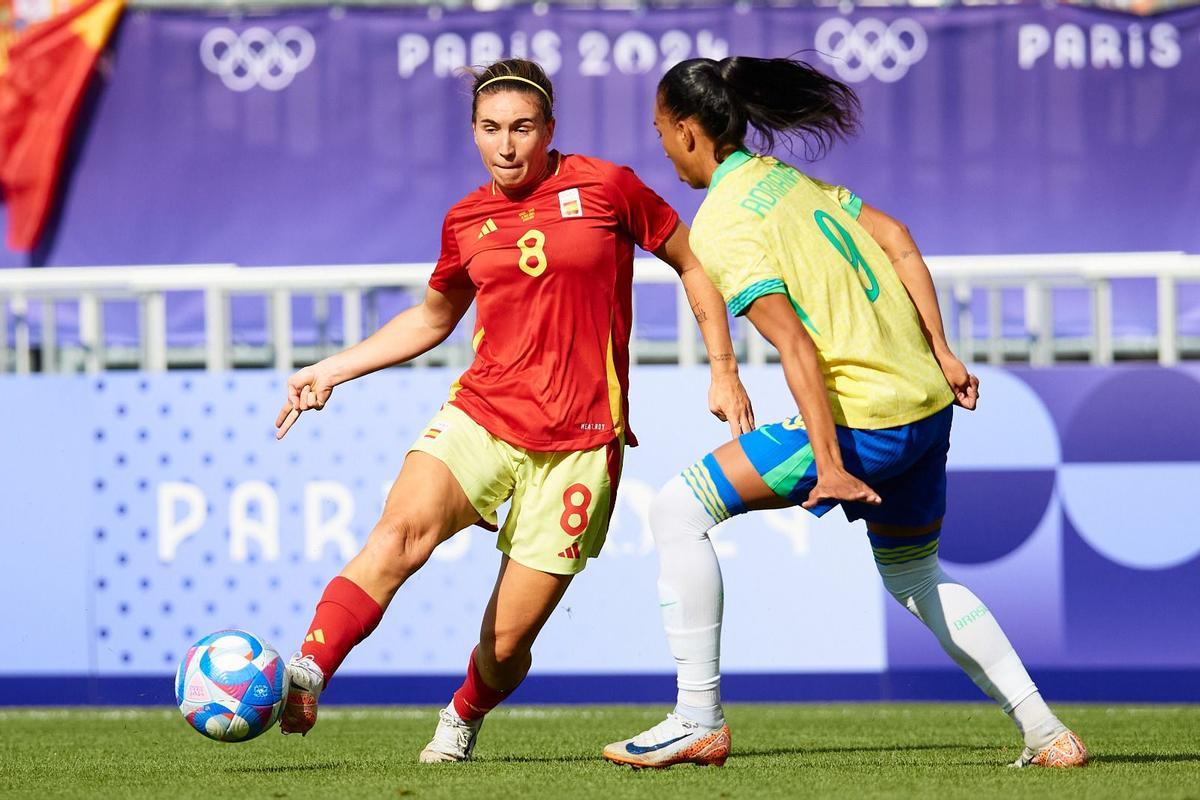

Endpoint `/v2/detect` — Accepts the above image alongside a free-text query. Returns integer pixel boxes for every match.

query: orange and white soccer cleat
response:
[1010,730,1089,768]
[279,653,325,736]
[603,713,731,769]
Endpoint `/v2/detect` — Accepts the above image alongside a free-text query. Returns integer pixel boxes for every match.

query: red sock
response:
[300,576,383,683]
[452,648,516,721]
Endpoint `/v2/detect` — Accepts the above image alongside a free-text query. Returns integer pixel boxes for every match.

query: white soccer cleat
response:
[280,653,324,736]
[418,704,485,763]
[1009,730,1089,768]
[603,712,731,769]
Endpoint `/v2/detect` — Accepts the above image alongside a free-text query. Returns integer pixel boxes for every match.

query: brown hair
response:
[468,58,555,123]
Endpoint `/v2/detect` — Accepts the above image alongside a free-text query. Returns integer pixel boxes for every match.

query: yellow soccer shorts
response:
[408,403,624,575]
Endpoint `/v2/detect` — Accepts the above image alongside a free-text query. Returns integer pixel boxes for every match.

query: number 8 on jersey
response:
[518,229,548,277]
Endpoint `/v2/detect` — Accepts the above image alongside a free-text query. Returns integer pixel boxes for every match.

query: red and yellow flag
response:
[0,0,123,251]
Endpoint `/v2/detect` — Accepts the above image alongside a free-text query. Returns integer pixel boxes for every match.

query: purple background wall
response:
[1,4,1198,267]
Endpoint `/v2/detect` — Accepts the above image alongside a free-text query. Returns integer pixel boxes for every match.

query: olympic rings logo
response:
[814,18,928,83]
[199,26,316,92]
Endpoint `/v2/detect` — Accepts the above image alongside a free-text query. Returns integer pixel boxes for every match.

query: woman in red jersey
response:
[271,58,753,761]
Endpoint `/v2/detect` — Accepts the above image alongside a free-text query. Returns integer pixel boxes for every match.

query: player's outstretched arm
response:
[654,221,755,437]
[745,293,880,508]
[321,284,474,383]
[856,203,979,411]
[275,286,475,439]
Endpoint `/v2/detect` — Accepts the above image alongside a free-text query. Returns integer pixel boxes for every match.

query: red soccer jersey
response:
[428,152,679,451]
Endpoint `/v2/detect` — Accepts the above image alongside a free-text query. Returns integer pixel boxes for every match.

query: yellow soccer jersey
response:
[690,151,953,429]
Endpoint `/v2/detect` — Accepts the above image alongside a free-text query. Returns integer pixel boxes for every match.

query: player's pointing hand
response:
[708,371,756,437]
[275,364,335,440]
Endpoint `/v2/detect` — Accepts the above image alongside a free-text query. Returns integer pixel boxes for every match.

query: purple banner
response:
[1,4,1198,266]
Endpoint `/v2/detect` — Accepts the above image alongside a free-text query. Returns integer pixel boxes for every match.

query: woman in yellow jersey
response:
[603,56,1087,771]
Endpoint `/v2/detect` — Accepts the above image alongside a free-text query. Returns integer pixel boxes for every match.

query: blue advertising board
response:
[3,365,1198,703]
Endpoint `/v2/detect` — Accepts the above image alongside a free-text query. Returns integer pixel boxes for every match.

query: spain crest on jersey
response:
[558,188,583,218]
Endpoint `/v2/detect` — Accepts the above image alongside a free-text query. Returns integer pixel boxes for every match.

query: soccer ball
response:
[175,629,289,742]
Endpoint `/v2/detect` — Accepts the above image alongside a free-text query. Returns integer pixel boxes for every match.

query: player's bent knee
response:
[870,527,946,607]
[648,476,691,534]
[366,515,444,583]
[878,558,944,610]
[649,473,718,547]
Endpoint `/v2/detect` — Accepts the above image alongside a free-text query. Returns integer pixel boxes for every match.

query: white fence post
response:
[12,293,30,374]
[0,295,8,373]
[40,299,57,373]
[204,288,228,372]
[675,282,697,368]
[952,281,973,361]
[271,289,293,372]
[1158,275,1178,367]
[341,288,362,347]
[142,292,168,372]
[1026,281,1054,366]
[986,286,1003,365]
[78,293,103,374]
[1091,279,1113,366]
[313,292,329,355]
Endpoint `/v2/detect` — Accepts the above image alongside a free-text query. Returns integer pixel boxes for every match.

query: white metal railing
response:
[1,252,1198,374]
[926,251,1200,367]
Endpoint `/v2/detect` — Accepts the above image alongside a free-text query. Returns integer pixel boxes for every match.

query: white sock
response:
[651,474,726,729]
[877,553,1064,748]
[1009,692,1067,750]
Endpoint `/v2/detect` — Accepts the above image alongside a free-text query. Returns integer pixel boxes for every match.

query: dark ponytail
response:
[657,56,860,159]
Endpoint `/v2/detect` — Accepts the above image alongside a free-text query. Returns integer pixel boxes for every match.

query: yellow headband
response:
[474,75,551,102]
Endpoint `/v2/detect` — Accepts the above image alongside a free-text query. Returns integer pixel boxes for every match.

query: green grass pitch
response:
[2,704,1197,799]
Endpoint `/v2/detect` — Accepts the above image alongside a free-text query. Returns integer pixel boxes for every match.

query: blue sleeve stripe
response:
[702,452,746,517]
[843,192,863,219]
[682,464,729,524]
[727,278,788,317]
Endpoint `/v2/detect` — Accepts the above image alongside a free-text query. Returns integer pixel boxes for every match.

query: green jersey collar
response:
[709,149,753,192]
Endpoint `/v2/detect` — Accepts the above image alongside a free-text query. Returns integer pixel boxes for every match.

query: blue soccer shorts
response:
[683,405,953,529]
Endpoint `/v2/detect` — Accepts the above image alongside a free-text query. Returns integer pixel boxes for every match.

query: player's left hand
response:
[709,372,755,437]
[938,353,980,411]
[802,468,881,509]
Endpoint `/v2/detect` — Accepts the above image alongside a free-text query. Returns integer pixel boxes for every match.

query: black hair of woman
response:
[658,55,861,160]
